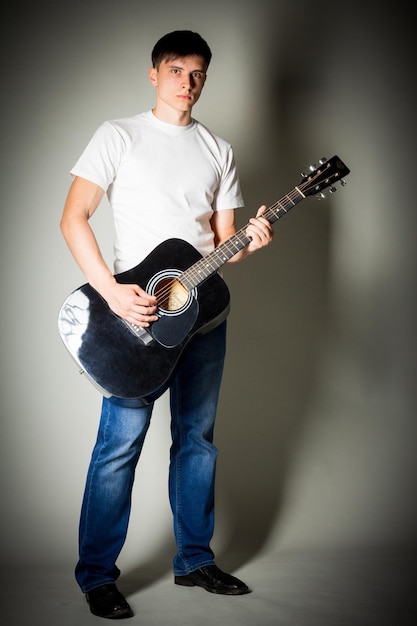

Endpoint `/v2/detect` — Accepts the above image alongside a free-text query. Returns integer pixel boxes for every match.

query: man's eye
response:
[192,72,202,78]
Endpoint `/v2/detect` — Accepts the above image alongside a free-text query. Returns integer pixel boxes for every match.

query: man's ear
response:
[148,67,157,86]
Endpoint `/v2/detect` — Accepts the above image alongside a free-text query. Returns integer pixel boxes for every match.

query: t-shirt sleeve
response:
[213,145,244,211]
[70,121,125,191]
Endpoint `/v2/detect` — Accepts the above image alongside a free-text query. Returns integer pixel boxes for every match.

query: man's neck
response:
[151,105,192,127]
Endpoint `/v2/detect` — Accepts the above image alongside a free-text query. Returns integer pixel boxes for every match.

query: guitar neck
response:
[180,185,305,290]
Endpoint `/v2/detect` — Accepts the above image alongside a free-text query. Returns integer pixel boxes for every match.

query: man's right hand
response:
[104,281,158,328]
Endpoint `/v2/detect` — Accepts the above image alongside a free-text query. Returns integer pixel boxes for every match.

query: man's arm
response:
[210,205,274,263]
[60,176,158,327]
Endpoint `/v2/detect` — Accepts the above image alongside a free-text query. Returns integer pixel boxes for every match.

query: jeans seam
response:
[174,378,187,571]
[80,400,110,562]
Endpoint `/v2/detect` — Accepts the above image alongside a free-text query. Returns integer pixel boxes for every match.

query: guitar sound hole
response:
[155,278,189,313]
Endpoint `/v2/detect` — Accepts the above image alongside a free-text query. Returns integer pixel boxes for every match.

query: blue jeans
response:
[75,321,227,592]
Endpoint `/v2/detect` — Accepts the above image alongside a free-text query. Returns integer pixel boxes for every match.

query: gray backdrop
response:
[1,0,415,574]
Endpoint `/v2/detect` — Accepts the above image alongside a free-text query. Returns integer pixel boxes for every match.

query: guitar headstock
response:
[299,156,350,198]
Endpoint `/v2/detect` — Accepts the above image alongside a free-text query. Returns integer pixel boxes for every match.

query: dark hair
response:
[151,30,212,70]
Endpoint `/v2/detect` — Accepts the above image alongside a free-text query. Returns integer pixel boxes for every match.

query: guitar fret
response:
[268,191,302,222]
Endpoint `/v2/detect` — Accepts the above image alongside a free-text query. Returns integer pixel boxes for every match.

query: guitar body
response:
[58,238,230,402]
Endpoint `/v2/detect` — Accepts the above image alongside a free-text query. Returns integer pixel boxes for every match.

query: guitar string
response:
[152,188,302,309]
[152,183,314,307]
[151,163,337,308]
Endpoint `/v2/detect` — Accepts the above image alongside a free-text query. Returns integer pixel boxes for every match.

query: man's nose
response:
[182,74,193,89]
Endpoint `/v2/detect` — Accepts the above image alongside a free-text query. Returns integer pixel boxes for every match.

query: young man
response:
[60,30,274,619]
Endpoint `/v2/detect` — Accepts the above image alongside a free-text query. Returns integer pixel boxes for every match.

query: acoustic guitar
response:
[58,155,350,402]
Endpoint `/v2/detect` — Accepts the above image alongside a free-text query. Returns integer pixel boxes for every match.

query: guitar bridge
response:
[122,320,154,345]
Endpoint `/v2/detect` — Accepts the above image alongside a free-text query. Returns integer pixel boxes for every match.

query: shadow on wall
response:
[211,2,351,570]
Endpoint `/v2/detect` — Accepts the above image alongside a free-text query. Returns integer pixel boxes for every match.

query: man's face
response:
[148,55,207,116]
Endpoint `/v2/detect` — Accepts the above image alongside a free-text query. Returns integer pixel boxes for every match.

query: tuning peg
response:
[329,186,337,194]
[309,163,318,172]
[316,192,326,200]
[319,157,327,164]
[301,170,308,178]
[340,179,347,186]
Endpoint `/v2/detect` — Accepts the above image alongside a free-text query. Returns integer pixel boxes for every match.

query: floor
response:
[2,549,416,625]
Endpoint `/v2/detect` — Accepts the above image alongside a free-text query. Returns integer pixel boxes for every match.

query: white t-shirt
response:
[71,110,244,273]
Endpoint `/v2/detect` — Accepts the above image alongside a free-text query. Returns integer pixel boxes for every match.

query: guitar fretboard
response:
[180,186,305,290]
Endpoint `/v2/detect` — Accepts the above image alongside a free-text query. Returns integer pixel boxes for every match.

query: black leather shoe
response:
[175,564,250,595]
[85,584,133,619]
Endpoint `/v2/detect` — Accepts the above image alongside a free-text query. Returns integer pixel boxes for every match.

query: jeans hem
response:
[173,558,216,576]
[81,578,119,594]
